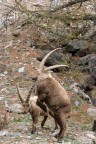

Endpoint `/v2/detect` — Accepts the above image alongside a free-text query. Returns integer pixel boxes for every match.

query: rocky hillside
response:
[0,0,96,144]
[0,21,96,144]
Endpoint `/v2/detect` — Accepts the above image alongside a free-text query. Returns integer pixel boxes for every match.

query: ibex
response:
[8,85,57,133]
[32,48,71,140]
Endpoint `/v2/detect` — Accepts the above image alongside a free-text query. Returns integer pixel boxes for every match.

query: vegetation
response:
[0,0,96,46]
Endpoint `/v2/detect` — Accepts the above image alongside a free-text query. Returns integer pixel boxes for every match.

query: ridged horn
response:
[26,85,34,103]
[39,48,61,71]
[16,84,24,104]
[44,64,69,71]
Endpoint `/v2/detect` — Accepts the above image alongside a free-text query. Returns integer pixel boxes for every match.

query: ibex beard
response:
[33,48,71,140]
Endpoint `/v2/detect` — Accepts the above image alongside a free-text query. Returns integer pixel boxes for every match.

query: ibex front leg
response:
[31,115,38,134]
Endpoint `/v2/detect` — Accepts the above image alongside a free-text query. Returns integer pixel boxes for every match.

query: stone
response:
[37,50,68,73]
[0,130,9,136]
[10,103,23,113]
[27,41,34,47]
[74,101,81,107]
[87,107,96,118]
[84,25,96,39]
[63,39,90,56]
[18,67,25,73]
[12,30,20,37]
[78,54,96,94]
[86,132,96,140]
[36,136,41,140]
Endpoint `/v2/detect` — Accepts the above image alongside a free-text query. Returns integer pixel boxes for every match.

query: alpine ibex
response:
[8,85,57,133]
[33,48,71,140]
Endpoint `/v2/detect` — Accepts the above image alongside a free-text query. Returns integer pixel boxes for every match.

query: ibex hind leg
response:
[92,120,96,131]
[41,116,48,128]
[37,100,48,112]
[54,113,66,140]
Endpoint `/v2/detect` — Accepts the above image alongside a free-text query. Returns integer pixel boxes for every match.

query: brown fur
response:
[31,48,71,140]
[21,96,49,133]
[36,76,71,140]
[8,95,57,133]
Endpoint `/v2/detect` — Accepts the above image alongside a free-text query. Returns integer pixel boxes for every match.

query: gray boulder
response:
[89,55,96,79]
[79,54,96,79]
[37,50,68,72]
[63,39,90,56]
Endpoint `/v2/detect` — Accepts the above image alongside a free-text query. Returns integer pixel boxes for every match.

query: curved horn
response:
[44,65,69,71]
[16,84,24,104]
[26,85,34,103]
[39,48,61,71]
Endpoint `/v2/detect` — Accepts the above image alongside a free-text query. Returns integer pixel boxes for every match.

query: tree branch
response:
[50,0,89,13]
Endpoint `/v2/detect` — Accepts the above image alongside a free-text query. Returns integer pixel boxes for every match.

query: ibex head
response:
[32,48,69,81]
[16,84,33,114]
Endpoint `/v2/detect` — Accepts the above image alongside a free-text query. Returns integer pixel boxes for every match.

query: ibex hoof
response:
[41,124,44,128]
[58,138,64,143]
[55,134,58,138]
[31,130,35,134]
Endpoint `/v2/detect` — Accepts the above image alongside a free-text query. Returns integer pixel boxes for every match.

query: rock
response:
[12,30,20,37]
[78,54,94,65]
[75,48,90,57]
[0,97,4,101]
[27,40,34,47]
[9,40,13,46]
[18,67,25,73]
[84,25,96,39]
[5,40,13,48]
[58,139,65,144]
[8,132,21,138]
[63,39,90,56]
[10,103,23,113]
[0,74,5,77]
[74,101,81,107]
[86,132,96,140]
[37,50,67,73]
[87,107,96,118]
[51,137,57,142]
[70,82,79,93]
[88,55,96,79]
[36,136,41,140]
[63,44,78,55]
[91,99,96,107]
[0,130,9,136]
[76,131,94,144]
[78,54,96,93]
[0,101,8,130]
[37,131,43,135]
